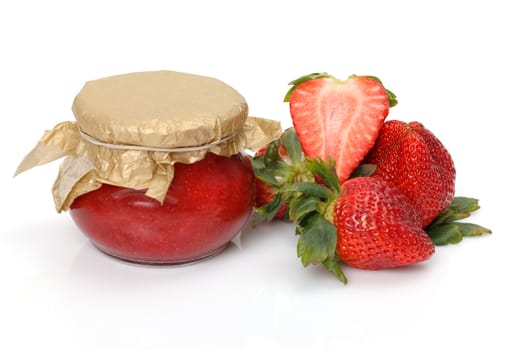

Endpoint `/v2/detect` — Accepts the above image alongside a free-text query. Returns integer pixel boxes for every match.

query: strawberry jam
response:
[69,152,254,264]
[15,71,280,266]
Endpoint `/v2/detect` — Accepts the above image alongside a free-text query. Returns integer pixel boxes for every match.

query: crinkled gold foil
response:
[15,117,281,212]
[15,71,281,211]
[72,70,249,148]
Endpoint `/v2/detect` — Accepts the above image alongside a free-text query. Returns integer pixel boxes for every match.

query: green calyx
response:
[251,127,312,224]
[289,158,347,284]
[283,72,398,108]
[251,128,347,283]
[425,197,492,245]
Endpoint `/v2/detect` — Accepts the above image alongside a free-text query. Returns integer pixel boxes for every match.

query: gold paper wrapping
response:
[15,70,281,211]
[72,70,249,148]
[16,117,280,212]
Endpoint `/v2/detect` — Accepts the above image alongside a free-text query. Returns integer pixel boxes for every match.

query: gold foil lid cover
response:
[15,71,281,211]
[72,70,249,148]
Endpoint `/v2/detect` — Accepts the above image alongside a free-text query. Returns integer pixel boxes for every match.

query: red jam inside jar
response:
[69,152,254,264]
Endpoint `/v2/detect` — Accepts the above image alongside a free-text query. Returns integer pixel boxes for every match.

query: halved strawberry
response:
[286,73,396,182]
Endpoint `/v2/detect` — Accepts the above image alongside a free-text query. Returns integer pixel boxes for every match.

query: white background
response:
[1,1,505,349]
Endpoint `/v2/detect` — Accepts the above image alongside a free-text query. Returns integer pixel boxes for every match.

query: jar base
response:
[91,243,229,266]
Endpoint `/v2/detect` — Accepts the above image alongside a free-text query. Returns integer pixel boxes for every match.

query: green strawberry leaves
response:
[296,213,347,284]
[285,159,341,276]
[458,223,492,237]
[281,126,303,164]
[305,157,341,192]
[251,127,311,224]
[322,256,348,284]
[251,128,347,283]
[286,182,332,200]
[297,214,337,266]
[425,197,491,245]
[426,224,463,245]
[350,163,377,178]
[254,193,284,225]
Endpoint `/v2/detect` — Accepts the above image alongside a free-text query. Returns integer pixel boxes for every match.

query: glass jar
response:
[16,70,280,264]
[69,152,254,263]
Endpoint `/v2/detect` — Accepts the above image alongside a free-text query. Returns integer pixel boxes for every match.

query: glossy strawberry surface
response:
[365,120,456,227]
[334,177,435,270]
[70,152,255,263]
[289,75,391,182]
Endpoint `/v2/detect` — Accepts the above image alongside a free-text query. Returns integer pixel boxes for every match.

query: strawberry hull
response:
[69,153,255,264]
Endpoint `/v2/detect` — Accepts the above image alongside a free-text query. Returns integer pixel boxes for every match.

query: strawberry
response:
[285,73,397,183]
[254,139,288,220]
[255,180,287,220]
[253,131,435,283]
[251,77,490,283]
[251,129,314,223]
[334,176,434,270]
[253,130,329,220]
[365,120,456,227]
[289,158,434,281]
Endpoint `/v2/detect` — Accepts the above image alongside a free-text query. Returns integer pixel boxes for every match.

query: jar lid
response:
[72,70,249,148]
[16,70,281,211]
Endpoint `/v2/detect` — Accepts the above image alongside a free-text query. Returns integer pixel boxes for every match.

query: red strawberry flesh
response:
[289,76,390,182]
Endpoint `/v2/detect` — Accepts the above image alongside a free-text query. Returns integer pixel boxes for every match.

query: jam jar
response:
[16,70,280,264]
[69,152,254,263]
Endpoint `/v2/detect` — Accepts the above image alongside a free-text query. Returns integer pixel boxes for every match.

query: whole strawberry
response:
[365,120,456,227]
[287,158,434,282]
[334,176,434,270]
